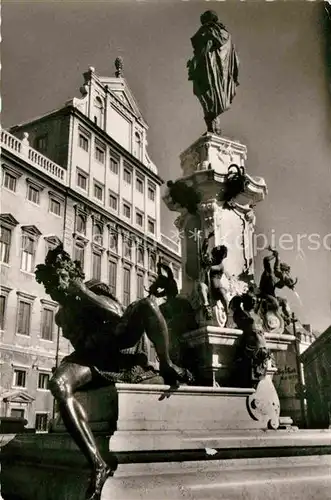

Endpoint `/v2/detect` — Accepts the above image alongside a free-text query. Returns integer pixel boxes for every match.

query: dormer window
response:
[94,96,104,128]
[133,132,142,161]
[34,134,48,154]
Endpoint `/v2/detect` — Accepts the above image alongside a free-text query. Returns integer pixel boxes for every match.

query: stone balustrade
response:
[1,129,67,184]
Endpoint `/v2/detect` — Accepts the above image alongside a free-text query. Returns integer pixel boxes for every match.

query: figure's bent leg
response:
[218,289,229,315]
[49,362,106,470]
[141,301,194,385]
[196,282,213,320]
[49,362,114,499]
[197,282,209,307]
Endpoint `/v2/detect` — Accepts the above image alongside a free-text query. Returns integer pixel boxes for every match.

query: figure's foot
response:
[85,465,114,500]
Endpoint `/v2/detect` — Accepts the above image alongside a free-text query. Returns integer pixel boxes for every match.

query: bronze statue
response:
[35,245,192,500]
[231,290,270,387]
[197,232,229,321]
[187,10,239,134]
[259,247,297,326]
[223,164,248,206]
[166,180,202,215]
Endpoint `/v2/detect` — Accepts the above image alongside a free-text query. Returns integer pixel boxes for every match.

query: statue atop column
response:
[187,10,240,134]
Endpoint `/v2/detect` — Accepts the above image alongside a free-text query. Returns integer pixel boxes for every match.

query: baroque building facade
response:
[0,64,181,430]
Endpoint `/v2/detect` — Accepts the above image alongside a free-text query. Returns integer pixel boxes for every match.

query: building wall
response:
[0,150,71,429]
[1,68,182,429]
[300,326,331,429]
[11,113,71,169]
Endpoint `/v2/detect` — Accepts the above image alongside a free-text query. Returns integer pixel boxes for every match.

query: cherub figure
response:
[231,289,270,387]
[196,232,229,321]
[259,247,298,325]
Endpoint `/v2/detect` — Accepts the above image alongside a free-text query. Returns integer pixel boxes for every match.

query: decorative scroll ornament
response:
[247,377,280,430]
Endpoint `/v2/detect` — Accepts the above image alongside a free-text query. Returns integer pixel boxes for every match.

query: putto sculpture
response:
[259,246,298,328]
[230,287,271,388]
[35,244,193,500]
[230,247,298,336]
[196,232,229,321]
[187,10,240,134]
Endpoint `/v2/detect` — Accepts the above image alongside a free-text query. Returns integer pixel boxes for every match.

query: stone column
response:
[164,133,267,326]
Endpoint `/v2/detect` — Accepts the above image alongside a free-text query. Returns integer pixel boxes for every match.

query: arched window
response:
[109,231,118,252]
[133,132,142,160]
[137,247,144,266]
[94,96,104,128]
[93,224,103,246]
[149,253,156,273]
[76,214,86,235]
[123,239,132,260]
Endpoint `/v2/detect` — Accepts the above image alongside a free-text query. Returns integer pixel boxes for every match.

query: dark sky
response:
[2,0,331,332]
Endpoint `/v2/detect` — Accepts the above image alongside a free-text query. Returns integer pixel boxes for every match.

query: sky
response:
[2,0,331,333]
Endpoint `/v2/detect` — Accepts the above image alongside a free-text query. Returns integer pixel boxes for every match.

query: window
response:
[45,236,61,255]
[136,211,143,227]
[73,242,85,269]
[35,135,48,153]
[137,273,144,299]
[109,231,118,252]
[13,369,26,387]
[123,239,132,260]
[123,267,131,307]
[123,203,131,219]
[38,372,50,390]
[148,186,155,201]
[11,408,25,419]
[136,177,144,194]
[21,234,36,272]
[134,132,142,160]
[148,219,155,235]
[149,254,157,273]
[94,96,104,128]
[92,252,102,281]
[0,294,6,330]
[41,308,54,341]
[76,214,86,235]
[94,182,103,201]
[3,171,16,192]
[173,266,180,280]
[110,157,119,175]
[137,247,144,266]
[0,226,11,263]
[93,224,103,246]
[77,171,88,190]
[49,198,61,216]
[123,168,132,184]
[35,413,49,433]
[95,146,105,164]
[108,260,117,297]
[27,185,40,204]
[109,193,118,211]
[17,300,31,335]
[79,134,89,152]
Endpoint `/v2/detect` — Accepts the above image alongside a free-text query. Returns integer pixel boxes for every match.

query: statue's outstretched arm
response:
[273,253,283,280]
